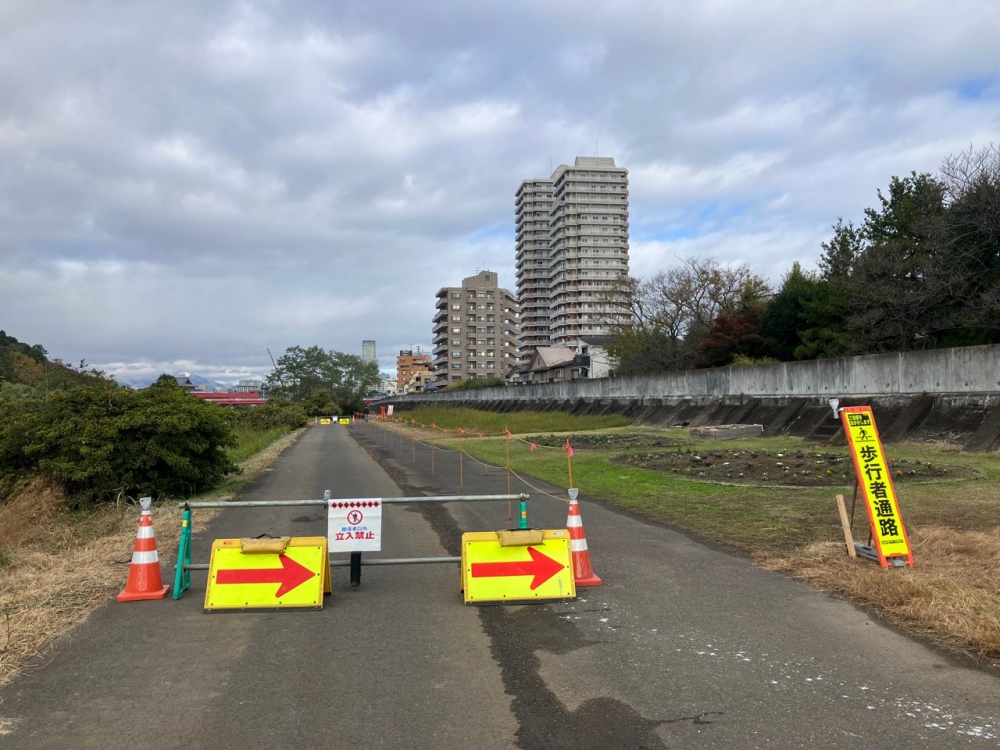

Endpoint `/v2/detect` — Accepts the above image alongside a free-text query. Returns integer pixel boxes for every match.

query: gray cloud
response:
[1,0,998,379]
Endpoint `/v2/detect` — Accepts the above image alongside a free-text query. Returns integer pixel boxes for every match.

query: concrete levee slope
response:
[379,344,1000,449]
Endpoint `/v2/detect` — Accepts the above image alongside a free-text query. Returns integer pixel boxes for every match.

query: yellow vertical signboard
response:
[840,406,914,568]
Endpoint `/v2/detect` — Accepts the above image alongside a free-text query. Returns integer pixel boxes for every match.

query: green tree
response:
[301,391,341,417]
[266,346,380,410]
[842,172,949,352]
[758,262,822,361]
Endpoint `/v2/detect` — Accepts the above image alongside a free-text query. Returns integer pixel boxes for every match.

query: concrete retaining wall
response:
[377,344,1000,450]
[387,344,1000,406]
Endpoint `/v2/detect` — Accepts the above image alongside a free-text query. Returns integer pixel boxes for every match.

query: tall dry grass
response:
[757,525,1000,664]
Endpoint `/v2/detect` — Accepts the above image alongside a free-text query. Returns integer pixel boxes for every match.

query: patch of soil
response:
[533,434,686,450]
[611,447,980,486]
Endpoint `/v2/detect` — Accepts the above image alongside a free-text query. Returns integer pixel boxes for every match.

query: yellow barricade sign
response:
[840,406,914,567]
[319,418,332,425]
[204,536,331,612]
[461,530,576,604]
[338,417,350,425]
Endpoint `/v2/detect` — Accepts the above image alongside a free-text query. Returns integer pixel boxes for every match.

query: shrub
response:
[0,381,238,505]
[231,399,308,430]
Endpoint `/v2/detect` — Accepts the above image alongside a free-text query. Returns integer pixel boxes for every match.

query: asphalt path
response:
[0,425,516,749]
[2,421,999,749]
[349,420,1000,749]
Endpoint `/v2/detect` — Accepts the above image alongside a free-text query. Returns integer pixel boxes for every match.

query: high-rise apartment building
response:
[515,156,629,360]
[432,270,519,384]
[396,348,432,391]
[361,340,376,365]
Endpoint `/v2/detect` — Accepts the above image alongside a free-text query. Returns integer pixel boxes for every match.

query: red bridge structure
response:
[189,392,268,407]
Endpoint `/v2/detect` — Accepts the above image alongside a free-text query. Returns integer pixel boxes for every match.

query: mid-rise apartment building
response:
[515,156,629,361]
[432,270,519,384]
[396,348,431,391]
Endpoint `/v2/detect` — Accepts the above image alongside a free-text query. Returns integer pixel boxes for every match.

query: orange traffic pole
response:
[505,428,512,519]
[566,439,574,488]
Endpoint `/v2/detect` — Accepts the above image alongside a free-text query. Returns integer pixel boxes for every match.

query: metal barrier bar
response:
[179,493,527,509]
[182,556,461,571]
[173,492,528,598]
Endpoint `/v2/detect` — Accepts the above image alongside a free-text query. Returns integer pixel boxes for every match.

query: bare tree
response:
[601,257,771,374]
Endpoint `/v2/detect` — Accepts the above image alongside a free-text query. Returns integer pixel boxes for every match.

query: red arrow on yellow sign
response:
[215,554,316,597]
[470,546,563,590]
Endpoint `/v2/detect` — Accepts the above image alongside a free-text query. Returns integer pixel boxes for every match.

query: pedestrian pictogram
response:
[347,509,363,525]
[462,530,575,604]
[204,536,331,612]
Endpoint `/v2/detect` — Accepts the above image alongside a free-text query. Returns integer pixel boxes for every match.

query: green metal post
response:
[173,506,192,600]
[518,496,528,530]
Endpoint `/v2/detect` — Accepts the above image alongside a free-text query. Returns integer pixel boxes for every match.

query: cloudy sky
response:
[1,1,998,383]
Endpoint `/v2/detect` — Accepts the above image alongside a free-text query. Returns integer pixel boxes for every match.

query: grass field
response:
[382,412,1000,666]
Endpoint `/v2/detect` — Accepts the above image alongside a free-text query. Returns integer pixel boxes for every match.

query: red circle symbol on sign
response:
[347,510,363,525]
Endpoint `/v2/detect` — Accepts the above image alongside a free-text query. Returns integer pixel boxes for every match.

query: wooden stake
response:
[836,493,857,558]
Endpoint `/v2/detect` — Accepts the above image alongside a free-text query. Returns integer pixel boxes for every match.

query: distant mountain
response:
[184,373,229,390]
[119,373,230,391]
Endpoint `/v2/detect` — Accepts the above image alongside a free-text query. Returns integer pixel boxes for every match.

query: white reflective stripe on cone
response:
[566,515,583,527]
[570,539,589,552]
[131,550,159,565]
[136,526,156,539]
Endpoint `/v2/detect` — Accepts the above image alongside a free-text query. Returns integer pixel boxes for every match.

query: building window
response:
[452,352,461,358]
[452,328,461,334]
[452,364,461,370]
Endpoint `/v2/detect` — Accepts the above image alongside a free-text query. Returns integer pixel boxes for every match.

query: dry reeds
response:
[757,525,1000,665]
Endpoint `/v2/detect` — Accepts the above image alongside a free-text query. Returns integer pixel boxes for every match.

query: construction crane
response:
[267,348,286,388]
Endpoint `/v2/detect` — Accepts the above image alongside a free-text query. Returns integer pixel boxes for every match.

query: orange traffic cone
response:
[566,489,602,587]
[117,497,170,602]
